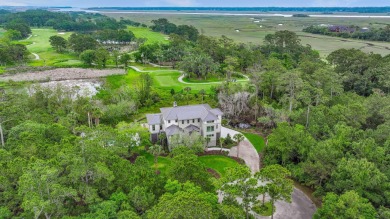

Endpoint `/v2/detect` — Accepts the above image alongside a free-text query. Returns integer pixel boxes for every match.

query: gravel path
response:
[0,68,126,82]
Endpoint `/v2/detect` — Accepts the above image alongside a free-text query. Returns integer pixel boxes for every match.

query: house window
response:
[198,119,200,122]
[207,134,214,137]
[152,125,155,131]
[182,120,184,124]
[207,120,214,123]
[207,126,214,132]
[192,119,195,123]
[160,125,163,130]
[175,119,178,123]
[168,120,170,123]
[187,120,189,124]
[216,124,218,129]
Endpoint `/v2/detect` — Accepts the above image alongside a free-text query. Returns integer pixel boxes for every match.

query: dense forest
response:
[0,9,390,219]
[303,25,390,42]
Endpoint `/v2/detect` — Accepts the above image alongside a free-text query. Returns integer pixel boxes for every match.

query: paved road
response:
[255,188,317,219]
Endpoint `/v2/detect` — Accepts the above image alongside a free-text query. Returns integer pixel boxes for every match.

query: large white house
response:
[146,103,223,147]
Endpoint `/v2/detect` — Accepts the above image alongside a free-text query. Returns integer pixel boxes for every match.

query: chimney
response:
[173,101,177,107]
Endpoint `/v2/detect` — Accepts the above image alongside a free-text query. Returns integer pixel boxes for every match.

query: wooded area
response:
[0,9,389,219]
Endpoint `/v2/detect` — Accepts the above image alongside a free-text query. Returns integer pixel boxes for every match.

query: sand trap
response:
[58,32,66,35]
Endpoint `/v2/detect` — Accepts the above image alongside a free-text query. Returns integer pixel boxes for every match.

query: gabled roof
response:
[185,124,200,133]
[165,125,183,136]
[146,114,162,125]
[160,104,222,121]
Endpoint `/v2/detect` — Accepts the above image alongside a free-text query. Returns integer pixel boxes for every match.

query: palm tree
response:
[233,133,245,158]
[205,136,211,149]
[199,89,206,103]
[219,137,225,152]
[184,87,191,104]
[148,145,163,174]
[158,132,166,147]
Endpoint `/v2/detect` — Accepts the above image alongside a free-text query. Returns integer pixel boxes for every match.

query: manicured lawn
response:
[19,28,80,67]
[243,132,265,153]
[139,150,172,175]
[128,26,168,44]
[198,155,241,177]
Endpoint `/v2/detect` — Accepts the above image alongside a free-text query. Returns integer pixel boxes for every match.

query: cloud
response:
[0,0,28,6]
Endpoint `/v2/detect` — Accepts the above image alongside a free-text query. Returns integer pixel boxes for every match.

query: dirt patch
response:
[0,68,126,82]
[207,168,221,179]
[126,153,140,163]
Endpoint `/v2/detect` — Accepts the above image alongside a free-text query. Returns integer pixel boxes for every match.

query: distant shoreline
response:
[97,11,390,18]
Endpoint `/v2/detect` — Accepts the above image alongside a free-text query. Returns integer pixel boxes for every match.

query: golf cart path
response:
[31,53,40,60]
[129,64,249,85]
[220,126,316,219]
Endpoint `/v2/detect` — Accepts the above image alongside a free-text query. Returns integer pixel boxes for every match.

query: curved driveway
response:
[221,126,316,219]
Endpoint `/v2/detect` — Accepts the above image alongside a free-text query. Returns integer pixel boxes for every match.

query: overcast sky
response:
[1,0,389,7]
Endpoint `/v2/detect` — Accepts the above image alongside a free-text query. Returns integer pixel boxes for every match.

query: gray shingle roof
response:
[146,114,162,125]
[185,124,200,133]
[160,104,222,121]
[165,125,183,136]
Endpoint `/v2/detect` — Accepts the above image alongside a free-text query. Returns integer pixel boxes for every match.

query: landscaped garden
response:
[198,155,241,177]
[243,132,266,153]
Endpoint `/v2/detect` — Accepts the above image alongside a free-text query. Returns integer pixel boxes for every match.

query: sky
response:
[1,0,389,7]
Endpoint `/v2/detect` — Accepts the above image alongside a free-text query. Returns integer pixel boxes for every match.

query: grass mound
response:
[243,132,265,153]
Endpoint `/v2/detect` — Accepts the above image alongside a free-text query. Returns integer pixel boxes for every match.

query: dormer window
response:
[168,120,171,123]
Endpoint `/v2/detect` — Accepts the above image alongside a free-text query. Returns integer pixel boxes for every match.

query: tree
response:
[314,191,377,219]
[233,133,245,158]
[219,165,259,219]
[18,159,77,219]
[119,53,131,68]
[129,186,155,215]
[49,35,67,52]
[199,89,206,103]
[256,165,294,219]
[248,62,264,121]
[219,137,225,152]
[148,145,163,174]
[146,182,218,219]
[327,158,388,206]
[184,87,191,104]
[279,70,303,112]
[167,148,213,191]
[68,33,98,53]
[80,50,96,67]
[95,48,110,69]
[178,52,218,80]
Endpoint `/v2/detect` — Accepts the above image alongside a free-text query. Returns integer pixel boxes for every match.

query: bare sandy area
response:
[0,68,126,82]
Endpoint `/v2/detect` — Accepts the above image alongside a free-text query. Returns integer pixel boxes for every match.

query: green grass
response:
[19,28,80,67]
[198,155,241,177]
[0,28,6,37]
[138,150,172,175]
[253,202,274,216]
[128,26,168,44]
[243,132,265,153]
[108,13,390,57]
